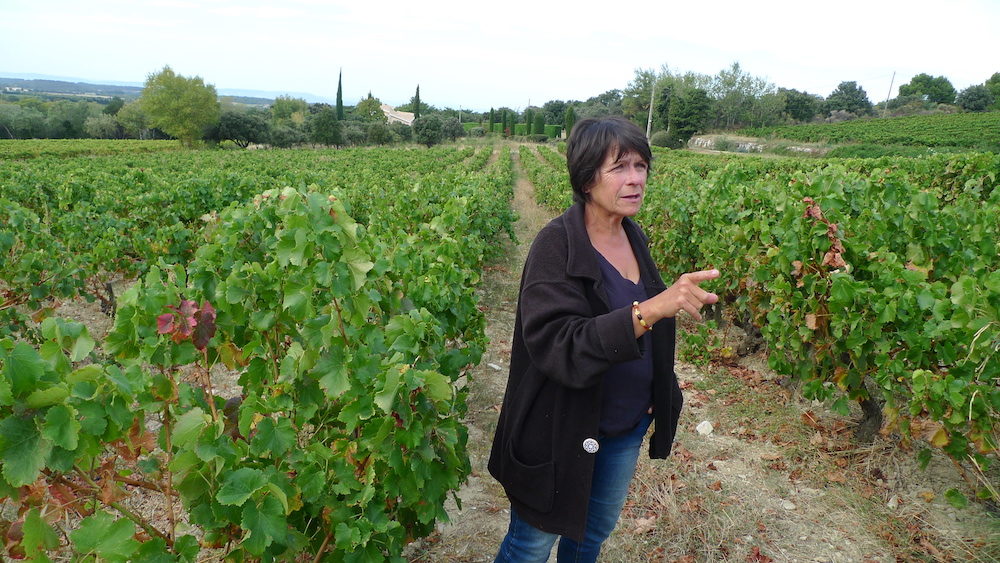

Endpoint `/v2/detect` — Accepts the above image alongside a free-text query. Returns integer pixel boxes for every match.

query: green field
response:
[737,112,1000,151]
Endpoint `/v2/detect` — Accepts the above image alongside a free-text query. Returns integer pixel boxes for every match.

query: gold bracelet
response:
[632,301,652,331]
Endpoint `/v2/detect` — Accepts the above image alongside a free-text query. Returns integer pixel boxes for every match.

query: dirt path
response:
[405,144,553,561]
[406,145,998,562]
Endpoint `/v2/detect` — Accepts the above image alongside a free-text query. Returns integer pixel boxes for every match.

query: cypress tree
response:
[524,109,534,134]
[414,85,421,120]
[336,70,345,120]
[501,110,508,137]
[564,106,576,137]
[533,113,545,137]
[488,108,495,133]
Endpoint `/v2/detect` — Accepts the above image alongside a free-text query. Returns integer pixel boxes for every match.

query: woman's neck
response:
[584,204,626,243]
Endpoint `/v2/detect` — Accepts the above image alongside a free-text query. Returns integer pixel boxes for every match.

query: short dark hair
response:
[566,117,652,204]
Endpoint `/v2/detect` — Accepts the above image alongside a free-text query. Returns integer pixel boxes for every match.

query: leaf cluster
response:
[636,151,999,499]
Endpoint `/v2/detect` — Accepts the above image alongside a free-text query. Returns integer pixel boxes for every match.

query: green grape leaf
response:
[25,384,69,409]
[70,511,139,562]
[249,417,296,458]
[420,370,453,403]
[172,407,211,449]
[240,494,287,555]
[217,467,269,506]
[0,416,51,486]
[4,342,46,397]
[374,366,401,413]
[21,506,59,560]
[43,404,80,450]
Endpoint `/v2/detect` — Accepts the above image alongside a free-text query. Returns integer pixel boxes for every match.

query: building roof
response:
[381,104,415,126]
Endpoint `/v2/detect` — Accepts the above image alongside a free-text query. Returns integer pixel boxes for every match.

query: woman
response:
[489,116,719,562]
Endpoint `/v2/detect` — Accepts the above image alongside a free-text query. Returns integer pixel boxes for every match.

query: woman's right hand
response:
[633,270,720,334]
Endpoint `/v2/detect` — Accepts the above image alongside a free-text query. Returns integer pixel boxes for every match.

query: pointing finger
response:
[682,269,720,284]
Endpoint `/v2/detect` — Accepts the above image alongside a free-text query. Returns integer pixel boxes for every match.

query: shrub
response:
[712,137,736,152]
[441,117,464,141]
[649,130,671,147]
[269,124,306,148]
[469,127,485,137]
[343,124,366,146]
[413,115,443,147]
[389,122,412,142]
[367,122,392,145]
[528,134,548,143]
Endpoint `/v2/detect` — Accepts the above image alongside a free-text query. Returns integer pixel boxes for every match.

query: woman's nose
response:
[628,166,646,184]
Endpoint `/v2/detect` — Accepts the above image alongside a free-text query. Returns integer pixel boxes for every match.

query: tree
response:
[501,110,508,136]
[413,85,421,120]
[308,102,332,115]
[271,95,309,126]
[749,92,786,128]
[488,108,495,133]
[140,66,220,147]
[524,108,534,134]
[103,96,125,116]
[541,100,568,125]
[84,114,121,138]
[441,117,464,141]
[44,100,99,138]
[116,100,152,139]
[336,70,345,120]
[342,123,366,145]
[667,88,711,146]
[310,106,344,146]
[780,88,821,122]
[824,81,873,116]
[564,105,576,137]
[574,90,622,119]
[366,122,392,145]
[621,69,656,122]
[899,73,957,104]
[654,83,674,131]
[217,109,270,148]
[709,62,775,129]
[413,115,443,147]
[533,113,545,136]
[269,124,306,148]
[0,103,45,138]
[353,94,386,123]
[389,121,411,142]
[984,72,1000,109]
[955,85,995,112]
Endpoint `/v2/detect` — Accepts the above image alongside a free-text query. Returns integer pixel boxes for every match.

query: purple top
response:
[594,249,654,436]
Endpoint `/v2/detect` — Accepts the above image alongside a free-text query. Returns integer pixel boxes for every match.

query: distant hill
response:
[0,73,335,107]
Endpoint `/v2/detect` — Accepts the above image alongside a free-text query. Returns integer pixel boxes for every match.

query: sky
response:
[2,0,998,113]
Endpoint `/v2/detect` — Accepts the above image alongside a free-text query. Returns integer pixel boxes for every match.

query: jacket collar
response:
[563,202,665,294]
[564,202,600,282]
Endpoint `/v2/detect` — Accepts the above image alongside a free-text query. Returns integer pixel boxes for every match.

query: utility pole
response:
[883,71,896,118]
[645,84,655,140]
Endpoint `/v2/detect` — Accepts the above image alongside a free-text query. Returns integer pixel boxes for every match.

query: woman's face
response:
[585,149,648,221]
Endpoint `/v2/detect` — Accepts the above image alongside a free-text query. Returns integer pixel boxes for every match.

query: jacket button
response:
[582,438,599,454]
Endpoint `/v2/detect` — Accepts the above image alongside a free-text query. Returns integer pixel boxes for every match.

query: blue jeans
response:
[495,414,652,563]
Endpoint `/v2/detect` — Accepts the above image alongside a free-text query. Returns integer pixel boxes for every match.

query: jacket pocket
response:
[505,441,555,513]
